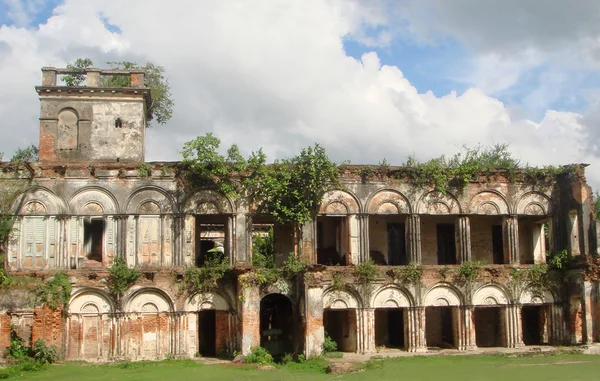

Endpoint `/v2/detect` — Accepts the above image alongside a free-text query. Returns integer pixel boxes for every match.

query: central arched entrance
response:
[260,294,293,359]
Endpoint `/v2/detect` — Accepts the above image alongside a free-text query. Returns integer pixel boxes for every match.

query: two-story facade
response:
[0,67,598,361]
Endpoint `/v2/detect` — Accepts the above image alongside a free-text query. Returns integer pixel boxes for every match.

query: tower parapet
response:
[36,67,151,163]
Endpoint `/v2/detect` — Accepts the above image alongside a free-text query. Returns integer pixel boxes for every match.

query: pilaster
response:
[358,214,370,264]
[506,304,524,348]
[456,216,471,263]
[361,308,376,353]
[406,215,421,264]
[407,307,426,352]
[503,215,520,264]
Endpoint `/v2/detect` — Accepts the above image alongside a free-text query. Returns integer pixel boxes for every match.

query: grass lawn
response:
[9,353,600,381]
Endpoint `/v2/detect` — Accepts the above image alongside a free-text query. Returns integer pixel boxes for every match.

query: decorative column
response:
[406,215,422,264]
[347,215,360,265]
[407,307,426,352]
[226,214,236,266]
[173,214,184,266]
[239,213,252,266]
[456,216,471,263]
[301,219,317,264]
[113,312,123,359]
[304,284,324,357]
[182,214,195,266]
[458,305,476,350]
[358,214,370,264]
[360,308,376,353]
[238,274,260,355]
[550,303,564,345]
[56,216,68,269]
[114,215,128,259]
[505,304,524,348]
[503,215,520,264]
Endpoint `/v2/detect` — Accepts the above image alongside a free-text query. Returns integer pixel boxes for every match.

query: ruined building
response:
[0,67,599,361]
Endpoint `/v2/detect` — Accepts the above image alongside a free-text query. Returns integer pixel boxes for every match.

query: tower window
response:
[115,118,122,128]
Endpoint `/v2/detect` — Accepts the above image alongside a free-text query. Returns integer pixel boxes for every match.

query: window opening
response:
[436,224,456,265]
[492,225,504,264]
[84,218,104,263]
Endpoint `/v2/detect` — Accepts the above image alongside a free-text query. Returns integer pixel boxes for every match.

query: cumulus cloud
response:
[0,0,598,187]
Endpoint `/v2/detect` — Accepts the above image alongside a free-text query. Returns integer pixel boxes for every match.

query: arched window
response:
[57,109,79,150]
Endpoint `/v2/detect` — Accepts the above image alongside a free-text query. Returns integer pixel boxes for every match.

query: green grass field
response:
[8,353,600,381]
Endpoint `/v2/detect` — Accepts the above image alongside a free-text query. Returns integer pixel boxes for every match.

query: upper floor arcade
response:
[2,162,593,273]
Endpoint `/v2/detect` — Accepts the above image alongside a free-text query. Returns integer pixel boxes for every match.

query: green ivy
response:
[548,249,570,269]
[181,134,339,225]
[438,267,450,281]
[331,272,346,290]
[392,143,566,194]
[256,144,339,225]
[252,228,276,269]
[0,214,15,288]
[281,254,308,279]
[455,261,485,285]
[181,133,267,200]
[181,251,229,295]
[389,262,422,285]
[323,332,338,352]
[138,162,151,178]
[595,191,600,220]
[243,346,273,364]
[354,260,380,284]
[106,256,141,306]
[34,272,71,310]
[509,263,550,293]
[238,253,308,302]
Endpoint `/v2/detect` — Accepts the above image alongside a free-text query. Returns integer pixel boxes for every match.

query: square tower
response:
[36,67,151,163]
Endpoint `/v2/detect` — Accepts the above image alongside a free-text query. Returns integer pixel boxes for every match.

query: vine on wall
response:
[181,133,340,225]
[106,256,141,308]
[181,255,229,295]
[34,272,72,310]
[386,143,566,194]
[388,262,423,285]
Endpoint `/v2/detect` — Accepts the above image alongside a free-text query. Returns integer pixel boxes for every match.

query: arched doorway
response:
[473,285,510,348]
[260,294,293,359]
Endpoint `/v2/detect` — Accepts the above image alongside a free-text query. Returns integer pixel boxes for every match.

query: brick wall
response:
[0,314,11,351]
[215,311,229,354]
[470,216,500,263]
[31,306,64,354]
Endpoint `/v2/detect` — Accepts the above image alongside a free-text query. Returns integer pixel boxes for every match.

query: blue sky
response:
[2,0,596,121]
[0,0,62,27]
[0,0,599,185]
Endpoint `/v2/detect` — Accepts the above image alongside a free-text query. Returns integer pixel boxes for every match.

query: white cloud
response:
[0,0,598,188]
[3,0,30,27]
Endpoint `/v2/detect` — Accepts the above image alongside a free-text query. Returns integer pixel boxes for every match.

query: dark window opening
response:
[317,216,346,265]
[375,309,405,349]
[196,240,216,267]
[260,294,293,360]
[324,309,357,352]
[387,223,407,265]
[522,306,545,345]
[492,225,504,264]
[252,217,295,268]
[195,216,227,267]
[84,219,104,262]
[115,118,122,128]
[426,306,455,349]
[436,224,456,265]
[475,307,505,347]
[198,310,216,357]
